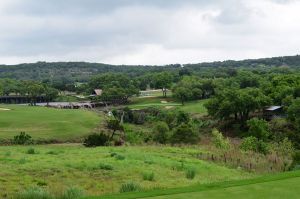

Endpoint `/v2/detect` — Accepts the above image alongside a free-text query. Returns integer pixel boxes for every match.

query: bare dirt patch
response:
[0,108,11,111]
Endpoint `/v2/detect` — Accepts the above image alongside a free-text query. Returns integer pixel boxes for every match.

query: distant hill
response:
[0,55,299,82]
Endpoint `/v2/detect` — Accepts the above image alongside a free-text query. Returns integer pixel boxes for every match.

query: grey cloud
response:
[0,0,300,65]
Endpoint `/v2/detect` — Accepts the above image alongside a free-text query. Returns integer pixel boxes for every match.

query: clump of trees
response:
[0,79,59,105]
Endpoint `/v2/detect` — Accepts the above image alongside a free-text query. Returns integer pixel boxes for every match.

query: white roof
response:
[265,106,282,111]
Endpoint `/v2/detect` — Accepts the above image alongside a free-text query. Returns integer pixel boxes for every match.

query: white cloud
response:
[0,0,300,65]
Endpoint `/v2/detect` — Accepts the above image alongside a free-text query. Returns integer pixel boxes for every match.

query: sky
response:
[0,0,300,65]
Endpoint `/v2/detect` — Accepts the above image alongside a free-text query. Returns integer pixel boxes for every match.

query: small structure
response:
[263,106,284,120]
[90,89,102,97]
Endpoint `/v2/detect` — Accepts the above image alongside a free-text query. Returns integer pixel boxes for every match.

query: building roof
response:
[265,106,282,111]
[94,89,102,96]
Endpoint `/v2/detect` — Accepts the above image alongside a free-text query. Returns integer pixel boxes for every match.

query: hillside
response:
[0,145,253,198]
[1,55,300,82]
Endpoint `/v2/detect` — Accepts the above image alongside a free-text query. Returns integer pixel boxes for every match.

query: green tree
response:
[107,119,124,140]
[205,88,271,122]
[44,86,59,105]
[247,118,270,141]
[173,87,192,105]
[170,124,198,144]
[153,122,170,144]
[287,98,300,130]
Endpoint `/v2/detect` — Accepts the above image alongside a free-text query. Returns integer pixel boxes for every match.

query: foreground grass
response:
[0,145,253,198]
[0,105,100,141]
[87,170,300,199]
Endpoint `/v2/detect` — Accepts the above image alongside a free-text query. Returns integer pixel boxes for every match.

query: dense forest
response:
[1,55,300,83]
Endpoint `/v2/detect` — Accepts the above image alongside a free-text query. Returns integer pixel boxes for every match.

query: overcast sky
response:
[0,0,300,65]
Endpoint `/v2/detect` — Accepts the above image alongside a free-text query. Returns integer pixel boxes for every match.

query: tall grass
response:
[119,182,142,193]
[15,187,83,199]
[15,187,52,199]
[143,171,155,181]
[186,168,196,180]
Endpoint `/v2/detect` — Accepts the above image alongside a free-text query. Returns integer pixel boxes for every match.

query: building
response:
[91,89,103,97]
[263,106,284,120]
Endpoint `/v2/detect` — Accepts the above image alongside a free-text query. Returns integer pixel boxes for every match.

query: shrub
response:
[119,182,141,193]
[240,136,258,152]
[176,111,190,125]
[15,187,52,199]
[142,172,155,181]
[18,158,26,164]
[98,163,113,170]
[240,136,269,154]
[144,159,154,165]
[83,133,110,147]
[171,124,198,144]
[115,154,125,160]
[273,138,295,157]
[13,132,33,145]
[211,129,231,150]
[110,152,118,157]
[132,111,146,124]
[186,168,196,180]
[247,118,270,141]
[26,148,36,154]
[37,181,47,186]
[59,187,83,199]
[153,121,170,144]
[46,151,59,155]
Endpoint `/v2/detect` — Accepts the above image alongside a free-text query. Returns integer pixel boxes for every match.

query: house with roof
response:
[263,106,284,120]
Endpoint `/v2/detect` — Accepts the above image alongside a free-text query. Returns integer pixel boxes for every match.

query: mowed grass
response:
[151,177,300,199]
[90,171,300,199]
[128,97,207,115]
[0,105,100,141]
[0,145,254,198]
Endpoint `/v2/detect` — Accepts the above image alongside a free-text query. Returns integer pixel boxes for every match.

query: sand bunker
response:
[0,108,11,111]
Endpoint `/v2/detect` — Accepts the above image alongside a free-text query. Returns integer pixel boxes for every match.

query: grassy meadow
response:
[0,145,254,198]
[0,105,100,141]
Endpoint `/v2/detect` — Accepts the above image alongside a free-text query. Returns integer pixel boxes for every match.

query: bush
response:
[211,129,231,150]
[98,163,113,170]
[142,172,155,181]
[171,124,198,144]
[115,154,125,160]
[247,118,270,141]
[153,122,170,144]
[26,148,36,154]
[37,181,47,186]
[110,152,118,157]
[46,151,59,155]
[13,132,33,145]
[83,133,110,147]
[240,136,269,154]
[185,168,196,180]
[176,111,190,125]
[240,136,258,152]
[119,182,141,193]
[15,187,52,199]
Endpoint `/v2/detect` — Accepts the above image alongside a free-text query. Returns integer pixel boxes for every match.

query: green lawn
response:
[0,145,253,198]
[90,171,300,199]
[0,105,100,141]
[179,100,208,115]
[128,97,207,115]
